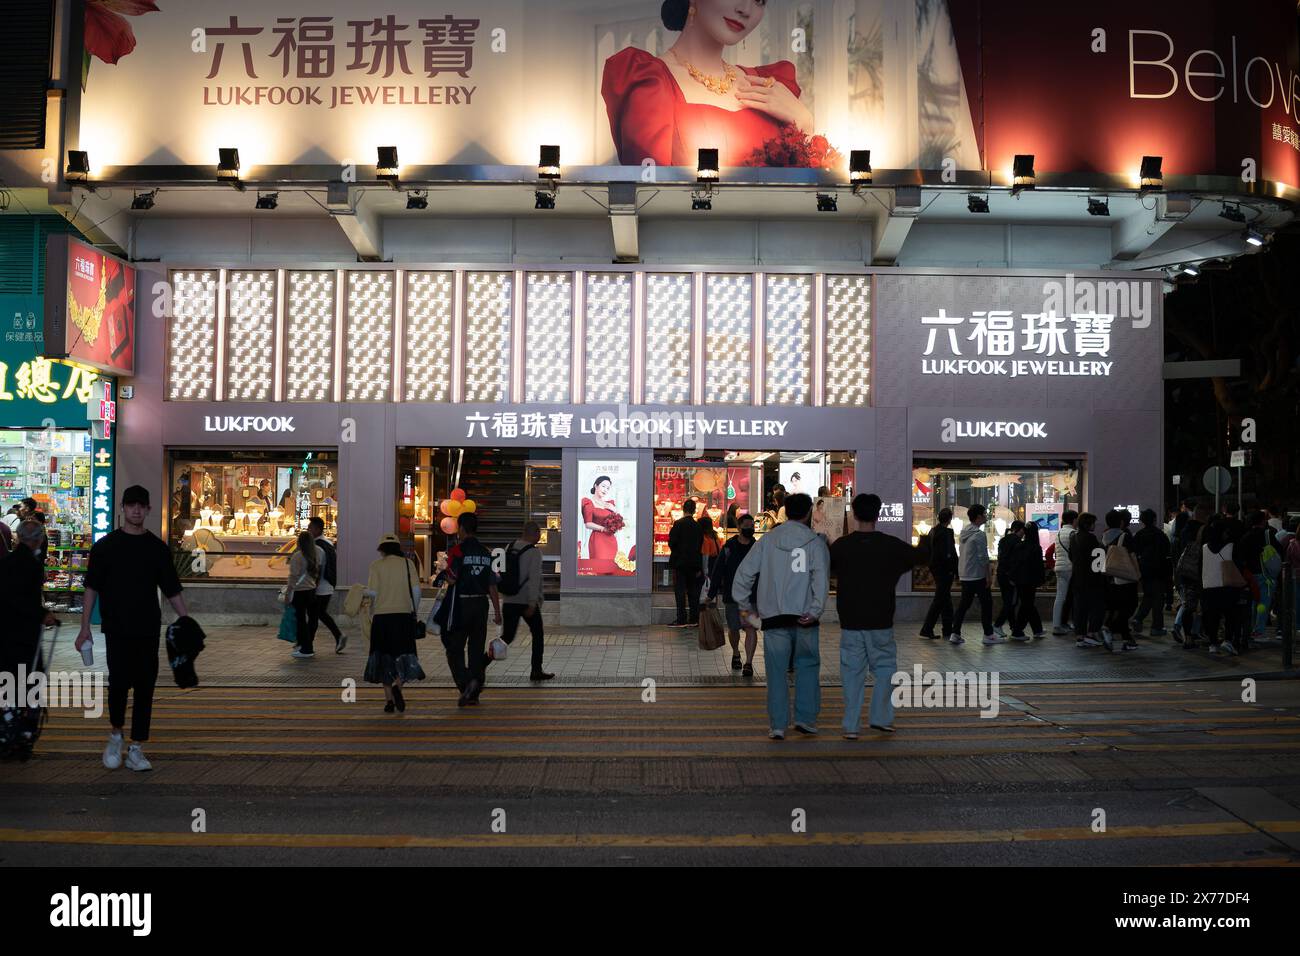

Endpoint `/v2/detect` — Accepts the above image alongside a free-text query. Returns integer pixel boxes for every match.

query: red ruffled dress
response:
[580,497,625,575]
[602,47,801,167]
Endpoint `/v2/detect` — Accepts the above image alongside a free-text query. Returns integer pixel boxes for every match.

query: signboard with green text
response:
[0,294,105,428]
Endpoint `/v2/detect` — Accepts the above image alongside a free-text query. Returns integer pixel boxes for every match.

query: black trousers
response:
[1201,586,1246,649]
[310,593,342,643]
[1073,579,1106,634]
[105,631,160,742]
[994,576,1017,628]
[1105,581,1140,640]
[1014,586,1042,635]
[494,602,545,674]
[443,597,489,692]
[1133,577,1165,631]
[292,589,315,651]
[673,566,700,624]
[952,580,993,635]
[921,572,954,636]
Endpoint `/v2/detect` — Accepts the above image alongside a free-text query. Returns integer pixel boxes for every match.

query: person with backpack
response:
[1100,509,1140,652]
[1131,508,1171,636]
[1237,510,1278,641]
[1172,505,1209,647]
[307,516,345,654]
[1070,513,1105,648]
[1051,510,1078,635]
[1011,521,1047,640]
[708,511,758,674]
[919,508,958,640]
[491,521,553,681]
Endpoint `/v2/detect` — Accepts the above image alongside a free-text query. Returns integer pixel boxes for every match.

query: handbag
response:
[1220,559,1247,589]
[1104,540,1140,583]
[276,603,298,643]
[425,583,449,637]
[407,558,427,640]
[697,605,726,651]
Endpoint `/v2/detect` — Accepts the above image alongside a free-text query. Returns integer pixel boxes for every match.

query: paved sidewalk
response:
[46,617,1290,688]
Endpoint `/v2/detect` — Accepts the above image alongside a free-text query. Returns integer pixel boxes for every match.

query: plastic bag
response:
[698,605,726,651]
[277,603,298,643]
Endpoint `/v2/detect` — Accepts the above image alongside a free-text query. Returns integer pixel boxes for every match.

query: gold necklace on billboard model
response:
[67,272,107,345]
[672,49,748,96]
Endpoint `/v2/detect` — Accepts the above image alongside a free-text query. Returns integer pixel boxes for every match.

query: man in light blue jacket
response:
[732,493,830,740]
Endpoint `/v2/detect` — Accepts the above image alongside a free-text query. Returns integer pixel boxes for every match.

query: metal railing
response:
[1280,563,1295,672]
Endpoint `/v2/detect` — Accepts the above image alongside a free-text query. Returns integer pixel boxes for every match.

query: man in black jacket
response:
[708,513,758,673]
[668,499,704,627]
[1172,505,1209,646]
[993,521,1025,637]
[1131,509,1171,635]
[919,508,958,639]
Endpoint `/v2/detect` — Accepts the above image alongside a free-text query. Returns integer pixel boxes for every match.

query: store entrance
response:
[397,447,562,597]
[650,449,856,596]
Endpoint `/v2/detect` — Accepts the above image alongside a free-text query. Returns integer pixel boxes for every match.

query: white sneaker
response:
[982,634,1007,645]
[1009,633,1031,642]
[993,625,1008,638]
[768,728,785,740]
[794,723,819,736]
[291,649,315,659]
[102,734,123,770]
[124,744,152,772]
[948,633,965,645]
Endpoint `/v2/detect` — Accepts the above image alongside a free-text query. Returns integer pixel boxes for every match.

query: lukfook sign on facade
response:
[203,415,297,433]
[941,419,1049,443]
[464,410,790,448]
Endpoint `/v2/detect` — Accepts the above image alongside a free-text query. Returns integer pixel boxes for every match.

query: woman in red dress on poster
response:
[602,0,815,168]
[581,476,624,575]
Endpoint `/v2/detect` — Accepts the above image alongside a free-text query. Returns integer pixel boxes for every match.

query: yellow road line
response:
[0,820,1292,850]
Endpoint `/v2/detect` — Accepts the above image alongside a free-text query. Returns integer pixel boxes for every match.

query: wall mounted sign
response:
[43,236,136,377]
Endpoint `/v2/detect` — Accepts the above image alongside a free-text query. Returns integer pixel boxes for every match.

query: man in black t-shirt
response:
[77,486,187,773]
[441,512,502,707]
[829,494,929,738]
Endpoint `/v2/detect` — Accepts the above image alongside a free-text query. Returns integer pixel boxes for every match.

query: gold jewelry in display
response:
[672,49,739,96]
[67,272,107,346]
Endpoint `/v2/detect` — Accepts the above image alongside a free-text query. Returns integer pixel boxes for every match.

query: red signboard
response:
[43,235,136,377]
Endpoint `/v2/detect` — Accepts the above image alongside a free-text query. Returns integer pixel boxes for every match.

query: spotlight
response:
[130,189,157,211]
[538,145,561,182]
[1244,227,1267,247]
[691,194,713,212]
[1219,202,1246,223]
[377,146,399,183]
[1181,263,1200,276]
[534,189,556,210]
[816,193,838,213]
[967,193,990,214]
[696,148,719,183]
[1011,154,1035,192]
[1139,155,1163,191]
[850,150,872,191]
[255,191,279,211]
[217,147,243,189]
[406,190,428,210]
[65,150,90,183]
[1086,197,1110,217]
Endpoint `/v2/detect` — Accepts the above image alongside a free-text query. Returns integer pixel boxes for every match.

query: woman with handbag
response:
[1200,516,1248,657]
[1100,509,1141,652]
[287,530,323,659]
[363,533,426,712]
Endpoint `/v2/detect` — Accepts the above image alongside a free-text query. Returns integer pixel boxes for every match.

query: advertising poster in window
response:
[779,460,824,498]
[578,459,636,576]
[811,496,845,544]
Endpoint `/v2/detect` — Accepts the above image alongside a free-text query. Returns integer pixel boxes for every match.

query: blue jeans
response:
[1253,575,1276,635]
[840,628,897,733]
[762,625,820,731]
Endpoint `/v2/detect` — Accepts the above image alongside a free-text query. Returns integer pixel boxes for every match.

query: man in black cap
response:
[77,485,188,772]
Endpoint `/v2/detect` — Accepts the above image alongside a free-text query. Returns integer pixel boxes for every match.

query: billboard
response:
[577,458,636,576]
[43,236,136,377]
[76,1,1299,185]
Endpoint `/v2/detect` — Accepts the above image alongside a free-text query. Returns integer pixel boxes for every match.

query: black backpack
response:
[497,543,535,597]
[318,539,337,587]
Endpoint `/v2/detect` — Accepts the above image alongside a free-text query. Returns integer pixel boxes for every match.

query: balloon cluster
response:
[438,488,477,535]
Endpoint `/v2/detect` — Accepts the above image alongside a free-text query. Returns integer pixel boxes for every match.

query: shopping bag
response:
[698,605,726,651]
[1104,543,1140,583]
[276,603,298,643]
[425,584,451,636]
[1221,559,1247,590]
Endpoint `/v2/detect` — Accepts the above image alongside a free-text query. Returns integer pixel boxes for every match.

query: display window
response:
[0,428,94,611]
[167,449,339,581]
[911,458,1084,590]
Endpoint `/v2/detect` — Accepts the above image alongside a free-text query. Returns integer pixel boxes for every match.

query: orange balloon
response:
[460,499,477,514]
[441,499,463,517]
[439,516,458,534]
[450,488,467,502]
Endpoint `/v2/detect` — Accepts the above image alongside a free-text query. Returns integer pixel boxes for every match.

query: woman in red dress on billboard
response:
[602,0,814,168]
[581,476,624,574]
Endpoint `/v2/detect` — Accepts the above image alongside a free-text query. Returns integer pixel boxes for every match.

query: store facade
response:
[119,264,1162,624]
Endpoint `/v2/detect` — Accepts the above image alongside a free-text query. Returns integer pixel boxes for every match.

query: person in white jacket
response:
[732,493,829,740]
[1052,510,1078,635]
